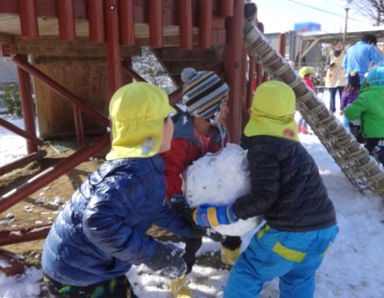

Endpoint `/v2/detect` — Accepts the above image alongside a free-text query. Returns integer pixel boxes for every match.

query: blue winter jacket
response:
[342,41,382,83]
[42,156,192,286]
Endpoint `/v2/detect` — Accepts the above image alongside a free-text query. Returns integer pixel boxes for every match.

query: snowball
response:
[184,144,259,236]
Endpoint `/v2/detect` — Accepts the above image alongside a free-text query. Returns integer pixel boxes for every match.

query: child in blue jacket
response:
[41,83,195,298]
[191,81,338,298]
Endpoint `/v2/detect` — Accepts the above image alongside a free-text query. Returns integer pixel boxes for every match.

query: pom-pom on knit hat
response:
[181,67,229,120]
[348,71,360,87]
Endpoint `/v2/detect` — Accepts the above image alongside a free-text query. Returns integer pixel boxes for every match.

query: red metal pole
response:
[278,33,286,56]
[12,56,109,127]
[0,150,46,176]
[120,0,135,46]
[179,0,193,49]
[0,224,51,246]
[149,0,164,48]
[220,0,234,17]
[16,55,38,154]
[73,105,84,144]
[18,0,39,38]
[0,134,110,214]
[88,0,106,43]
[224,0,244,143]
[199,0,213,48]
[104,0,123,99]
[56,0,76,42]
[0,117,43,145]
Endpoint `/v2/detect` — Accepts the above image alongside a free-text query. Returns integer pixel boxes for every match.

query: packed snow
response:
[184,143,259,236]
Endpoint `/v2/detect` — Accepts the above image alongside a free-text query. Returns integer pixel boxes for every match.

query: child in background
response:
[298,66,316,134]
[340,72,363,143]
[345,66,384,165]
[160,68,242,297]
[41,83,195,298]
[190,81,338,298]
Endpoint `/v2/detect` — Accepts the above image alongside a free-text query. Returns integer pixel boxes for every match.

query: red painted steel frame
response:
[0,134,110,214]
[149,0,164,48]
[56,0,76,41]
[12,55,109,127]
[88,0,106,43]
[104,0,123,98]
[278,33,286,56]
[0,224,51,246]
[0,117,44,145]
[179,0,193,49]
[0,150,46,177]
[16,55,38,154]
[224,0,244,143]
[220,0,234,17]
[120,0,135,46]
[199,0,213,48]
[18,0,39,38]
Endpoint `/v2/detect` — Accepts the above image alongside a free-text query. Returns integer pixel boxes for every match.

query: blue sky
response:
[253,0,375,33]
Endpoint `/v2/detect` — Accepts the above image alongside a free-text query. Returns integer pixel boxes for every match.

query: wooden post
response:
[18,0,39,38]
[224,0,244,143]
[120,0,135,46]
[149,0,164,48]
[104,0,123,98]
[179,0,193,49]
[16,55,38,153]
[56,0,76,41]
[88,0,106,43]
[199,0,213,48]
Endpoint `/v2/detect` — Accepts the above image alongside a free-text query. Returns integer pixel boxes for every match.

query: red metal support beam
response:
[0,117,44,146]
[12,55,109,127]
[88,0,106,43]
[73,105,84,144]
[278,33,286,57]
[18,0,39,38]
[178,0,193,49]
[0,224,51,246]
[56,0,76,42]
[0,134,110,214]
[0,150,46,177]
[199,0,213,48]
[149,0,164,48]
[104,0,123,98]
[16,55,38,154]
[224,0,244,143]
[220,0,234,17]
[120,0,135,46]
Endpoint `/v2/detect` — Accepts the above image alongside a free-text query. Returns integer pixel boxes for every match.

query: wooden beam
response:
[0,32,15,44]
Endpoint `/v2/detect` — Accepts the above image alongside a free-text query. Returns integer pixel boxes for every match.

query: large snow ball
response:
[184,143,259,236]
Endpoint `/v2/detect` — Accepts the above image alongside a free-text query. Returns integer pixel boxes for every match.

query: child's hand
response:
[192,204,238,228]
[147,243,187,280]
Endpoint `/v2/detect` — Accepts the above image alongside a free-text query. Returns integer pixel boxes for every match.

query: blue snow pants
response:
[224,224,338,298]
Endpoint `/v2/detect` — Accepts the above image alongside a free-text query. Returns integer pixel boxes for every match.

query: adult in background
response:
[325,40,346,113]
[342,34,383,84]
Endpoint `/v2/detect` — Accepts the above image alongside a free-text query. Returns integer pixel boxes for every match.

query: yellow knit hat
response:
[298,66,314,79]
[106,82,176,160]
[244,80,299,141]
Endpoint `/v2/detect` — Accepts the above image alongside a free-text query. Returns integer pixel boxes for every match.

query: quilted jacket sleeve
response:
[82,181,158,265]
[232,143,280,219]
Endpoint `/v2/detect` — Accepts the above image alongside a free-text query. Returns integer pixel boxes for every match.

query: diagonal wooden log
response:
[243,19,384,198]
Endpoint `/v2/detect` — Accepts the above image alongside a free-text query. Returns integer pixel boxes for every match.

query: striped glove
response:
[192,204,238,228]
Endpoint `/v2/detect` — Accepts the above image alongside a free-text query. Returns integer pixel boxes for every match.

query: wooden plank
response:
[0,32,14,44]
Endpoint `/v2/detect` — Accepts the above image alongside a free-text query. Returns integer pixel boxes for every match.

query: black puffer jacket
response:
[233,136,336,232]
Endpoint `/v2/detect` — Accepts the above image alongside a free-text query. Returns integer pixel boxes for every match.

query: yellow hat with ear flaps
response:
[106,82,176,160]
[244,80,299,141]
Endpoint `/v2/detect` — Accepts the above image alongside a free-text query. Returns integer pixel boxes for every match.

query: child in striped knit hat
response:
[160,68,242,297]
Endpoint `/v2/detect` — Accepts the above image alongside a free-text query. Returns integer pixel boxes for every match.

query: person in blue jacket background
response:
[190,81,338,298]
[342,34,382,84]
[41,82,195,298]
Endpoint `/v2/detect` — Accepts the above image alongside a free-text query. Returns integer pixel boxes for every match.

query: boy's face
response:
[158,116,174,153]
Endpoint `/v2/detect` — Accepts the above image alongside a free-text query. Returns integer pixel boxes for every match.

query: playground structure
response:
[0,0,383,274]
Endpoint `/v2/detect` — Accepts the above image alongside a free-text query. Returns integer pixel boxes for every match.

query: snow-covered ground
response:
[1,91,384,297]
